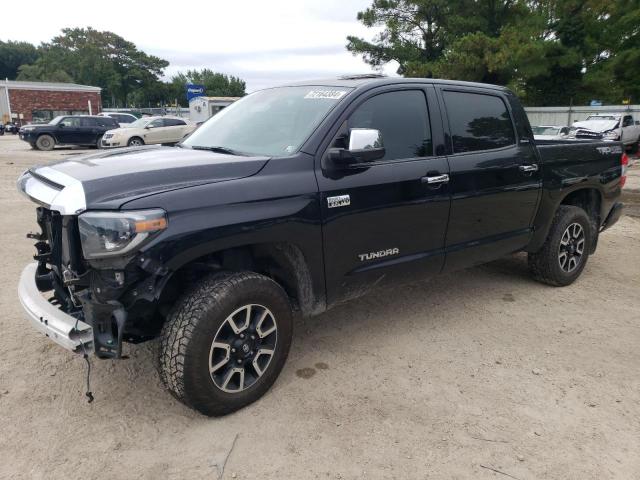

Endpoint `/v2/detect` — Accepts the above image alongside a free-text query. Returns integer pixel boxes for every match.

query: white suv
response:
[97,112,139,127]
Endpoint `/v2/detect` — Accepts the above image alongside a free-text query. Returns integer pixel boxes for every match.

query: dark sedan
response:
[20,115,119,150]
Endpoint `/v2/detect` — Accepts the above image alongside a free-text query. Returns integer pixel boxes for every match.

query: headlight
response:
[603,131,620,140]
[22,126,34,132]
[78,209,167,259]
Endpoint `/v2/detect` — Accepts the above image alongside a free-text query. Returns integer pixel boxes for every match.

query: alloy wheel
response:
[558,222,585,273]
[209,304,278,393]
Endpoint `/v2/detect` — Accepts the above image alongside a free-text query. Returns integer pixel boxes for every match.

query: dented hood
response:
[17,145,269,212]
[572,119,619,133]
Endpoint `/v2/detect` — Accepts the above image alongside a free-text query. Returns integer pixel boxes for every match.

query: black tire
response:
[158,271,293,416]
[96,135,103,149]
[127,136,144,147]
[35,134,55,151]
[528,205,592,286]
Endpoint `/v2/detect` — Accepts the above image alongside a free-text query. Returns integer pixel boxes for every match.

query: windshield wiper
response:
[189,145,245,156]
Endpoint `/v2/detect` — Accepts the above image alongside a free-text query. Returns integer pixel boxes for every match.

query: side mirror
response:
[58,123,66,128]
[328,128,385,165]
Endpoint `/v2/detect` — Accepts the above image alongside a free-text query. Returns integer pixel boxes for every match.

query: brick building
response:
[0,80,102,124]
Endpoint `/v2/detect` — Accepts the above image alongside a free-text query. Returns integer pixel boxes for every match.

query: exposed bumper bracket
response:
[18,263,93,353]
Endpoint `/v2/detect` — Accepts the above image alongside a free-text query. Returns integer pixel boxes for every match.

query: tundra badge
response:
[358,248,400,262]
[327,195,351,208]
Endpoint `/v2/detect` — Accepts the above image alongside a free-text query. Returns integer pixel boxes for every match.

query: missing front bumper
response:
[18,263,93,353]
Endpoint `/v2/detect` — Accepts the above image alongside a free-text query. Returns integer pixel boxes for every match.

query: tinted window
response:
[165,118,186,127]
[149,119,164,128]
[348,90,432,160]
[443,91,515,153]
[623,116,633,127]
[96,117,116,127]
[80,117,97,127]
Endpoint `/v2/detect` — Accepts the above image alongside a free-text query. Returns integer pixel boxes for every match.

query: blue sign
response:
[186,84,205,102]
[590,100,602,107]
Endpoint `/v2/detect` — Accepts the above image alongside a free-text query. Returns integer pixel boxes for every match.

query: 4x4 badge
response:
[327,195,350,208]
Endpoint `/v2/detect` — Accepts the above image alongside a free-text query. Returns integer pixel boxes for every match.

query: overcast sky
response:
[3,0,398,91]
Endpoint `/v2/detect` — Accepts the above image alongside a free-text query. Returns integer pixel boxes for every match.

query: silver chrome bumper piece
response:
[18,263,93,353]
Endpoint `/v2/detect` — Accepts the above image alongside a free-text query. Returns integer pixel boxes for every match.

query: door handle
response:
[519,164,539,173]
[421,173,450,185]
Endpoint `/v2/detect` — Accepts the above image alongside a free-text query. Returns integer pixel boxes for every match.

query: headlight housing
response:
[78,209,167,259]
[603,130,620,140]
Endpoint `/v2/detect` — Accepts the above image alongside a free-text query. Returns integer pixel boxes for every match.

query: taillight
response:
[621,152,628,188]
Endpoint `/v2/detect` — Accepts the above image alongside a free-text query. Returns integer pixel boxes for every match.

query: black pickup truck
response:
[17,76,626,416]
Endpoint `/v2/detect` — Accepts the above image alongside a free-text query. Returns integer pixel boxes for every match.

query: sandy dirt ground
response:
[0,135,638,480]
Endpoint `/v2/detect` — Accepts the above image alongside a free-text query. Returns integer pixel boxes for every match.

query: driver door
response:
[316,86,451,306]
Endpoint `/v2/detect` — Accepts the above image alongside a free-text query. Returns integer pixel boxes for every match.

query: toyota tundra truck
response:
[16,75,626,416]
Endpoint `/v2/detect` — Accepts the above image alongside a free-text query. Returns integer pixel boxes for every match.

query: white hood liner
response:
[17,166,87,215]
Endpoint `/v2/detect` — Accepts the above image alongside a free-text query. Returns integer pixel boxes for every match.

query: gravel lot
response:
[0,134,639,480]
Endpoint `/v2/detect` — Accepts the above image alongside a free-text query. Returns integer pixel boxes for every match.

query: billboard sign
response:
[186,84,205,102]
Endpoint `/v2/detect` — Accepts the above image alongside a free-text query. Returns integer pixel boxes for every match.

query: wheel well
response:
[560,188,601,251]
[156,242,319,320]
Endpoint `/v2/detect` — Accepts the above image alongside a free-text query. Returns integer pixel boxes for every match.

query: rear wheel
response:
[96,135,104,149]
[127,136,144,147]
[35,134,55,151]
[158,271,293,416]
[528,205,592,286]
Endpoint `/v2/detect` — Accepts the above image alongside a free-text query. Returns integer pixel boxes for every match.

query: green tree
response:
[347,0,640,105]
[0,40,39,79]
[169,69,246,105]
[16,28,169,106]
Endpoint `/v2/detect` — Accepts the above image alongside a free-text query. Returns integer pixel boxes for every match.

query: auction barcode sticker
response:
[304,90,348,100]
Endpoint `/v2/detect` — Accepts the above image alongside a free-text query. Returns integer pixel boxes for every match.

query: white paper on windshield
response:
[304,90,347,100]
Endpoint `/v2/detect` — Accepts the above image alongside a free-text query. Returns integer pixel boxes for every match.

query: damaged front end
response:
[17,169,170,359]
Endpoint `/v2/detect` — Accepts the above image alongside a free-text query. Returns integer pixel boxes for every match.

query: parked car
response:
[532,125,570,140]
[16,76,625,416]
[19,115,119,150]
[5,122,21,134]
[571,113,640,151]
[0,122,4,135]
[97,112,139,127]
[100,116,197,148]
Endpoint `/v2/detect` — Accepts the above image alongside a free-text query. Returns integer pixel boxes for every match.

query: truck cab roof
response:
[282,75,510,93]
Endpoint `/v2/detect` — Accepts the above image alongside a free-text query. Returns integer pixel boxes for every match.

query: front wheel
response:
[528,205,592,286]
[127,136,144,147]
[35,134,55,151]
[158,271,293,416]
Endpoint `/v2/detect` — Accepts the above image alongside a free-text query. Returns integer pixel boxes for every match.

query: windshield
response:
[586,115,618,121]
[532,126,561,135]
[183,86,352,156]
[129,118,150,128]
[49,116,64,125]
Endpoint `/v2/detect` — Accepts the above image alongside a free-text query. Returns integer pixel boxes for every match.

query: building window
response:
[32,110,89,123]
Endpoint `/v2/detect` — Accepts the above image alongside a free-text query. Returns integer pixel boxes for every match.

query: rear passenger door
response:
[317,86,451,306]
[164,118,188,142]
[437,87,541,271]
[79,117,101,144]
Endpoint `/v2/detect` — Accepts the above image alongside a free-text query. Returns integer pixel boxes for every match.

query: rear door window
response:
[80,117,97,127]
[443,91,516,153]
[348,90,432,160]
